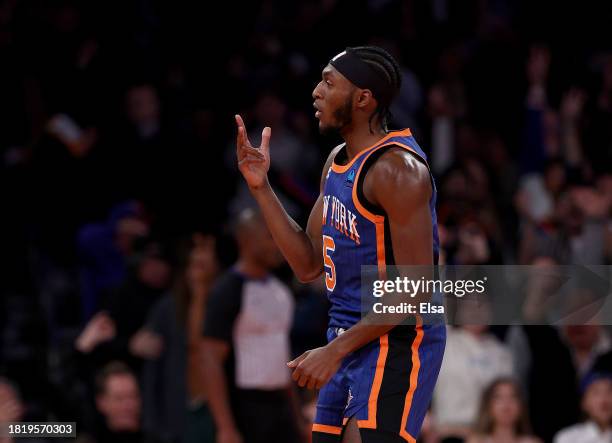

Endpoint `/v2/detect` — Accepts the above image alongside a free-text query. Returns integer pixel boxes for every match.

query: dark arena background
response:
[1,1,611,443]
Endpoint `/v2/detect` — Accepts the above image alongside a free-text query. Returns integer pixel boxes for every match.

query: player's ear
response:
[356,89,374,109]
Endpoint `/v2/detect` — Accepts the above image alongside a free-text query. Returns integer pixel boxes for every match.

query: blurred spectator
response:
[0,377,46,443]
[201,209,303,443]
[432,301,514,441]
[92,362,154,443]
[563,324,611,379]
[77,200,150,321]
[521,45,553,174]
[515,159,565,226]
[553,372,612,443]
[517,186,611,265]
[139,233,219,443]
[0,378,26,443]
[75,238,172,379]
[468,378,541,443]
[507,259,611,443]
[584,55,612,174]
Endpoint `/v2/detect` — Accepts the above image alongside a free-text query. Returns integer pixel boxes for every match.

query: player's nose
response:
[312,82,323,100]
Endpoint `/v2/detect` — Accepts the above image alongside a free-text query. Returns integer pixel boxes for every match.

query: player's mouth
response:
[313,102,322,119]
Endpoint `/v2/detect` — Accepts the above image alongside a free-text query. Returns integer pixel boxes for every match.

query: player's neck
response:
[341,123,387,161]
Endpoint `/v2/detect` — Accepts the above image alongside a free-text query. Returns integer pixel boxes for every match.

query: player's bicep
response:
[369,151,433,265]
[387,201,433,265]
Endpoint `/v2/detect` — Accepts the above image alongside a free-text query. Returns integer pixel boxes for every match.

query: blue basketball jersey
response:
[321,129,440,330]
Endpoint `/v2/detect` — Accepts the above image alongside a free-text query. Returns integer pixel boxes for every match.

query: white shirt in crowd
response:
[554,421,611,443]
[432,327,514,426]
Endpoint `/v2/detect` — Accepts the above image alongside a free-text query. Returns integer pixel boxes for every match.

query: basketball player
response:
[235,46,446,443]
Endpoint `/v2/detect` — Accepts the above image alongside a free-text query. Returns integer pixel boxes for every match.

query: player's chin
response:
[318,120,334,135]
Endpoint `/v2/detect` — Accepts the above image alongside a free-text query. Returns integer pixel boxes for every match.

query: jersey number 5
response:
[323,235,336,291]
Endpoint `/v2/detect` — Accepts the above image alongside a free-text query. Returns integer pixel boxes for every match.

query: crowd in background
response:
[1,0,612,442]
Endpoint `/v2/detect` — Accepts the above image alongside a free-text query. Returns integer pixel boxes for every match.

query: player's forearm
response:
[201,354,238,431]
[250,180,322,281]
[327,321,395,359]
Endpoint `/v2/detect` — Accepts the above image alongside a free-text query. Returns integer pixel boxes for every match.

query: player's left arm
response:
[288,148,433,389]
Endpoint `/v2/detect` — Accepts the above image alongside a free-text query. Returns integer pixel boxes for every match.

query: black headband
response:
[329,48,393,106]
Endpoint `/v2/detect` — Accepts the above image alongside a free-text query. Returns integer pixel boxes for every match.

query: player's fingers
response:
[235,114,245,129]
[236,126,249,154]
[236,126,243,155]
[243,146,265,159]
[291,367,302,381]
[235,114,253,147]
[306,377,317,390]
[297,374,309,388]
[238,157,265,168]
[287,351,308,368]
[260,126,271,154]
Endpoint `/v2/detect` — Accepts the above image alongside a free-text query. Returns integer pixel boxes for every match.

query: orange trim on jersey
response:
[375,221,387,279]
[312,424,343,435]
[330,129,412,173]
[350,139,425,226]
[399,316,424,443]
[357,334,389,429]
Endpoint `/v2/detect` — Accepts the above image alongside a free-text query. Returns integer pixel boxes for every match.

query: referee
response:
[201,209,303,443]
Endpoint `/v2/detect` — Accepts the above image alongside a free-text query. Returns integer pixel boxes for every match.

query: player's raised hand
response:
[235,114,271,190]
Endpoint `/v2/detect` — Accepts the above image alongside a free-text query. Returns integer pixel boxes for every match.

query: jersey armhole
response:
[355,144,431,216]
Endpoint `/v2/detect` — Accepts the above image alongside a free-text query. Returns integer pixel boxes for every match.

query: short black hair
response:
[350,46,402,133]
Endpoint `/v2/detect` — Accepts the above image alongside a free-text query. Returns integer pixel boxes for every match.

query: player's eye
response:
[326,80,332,87]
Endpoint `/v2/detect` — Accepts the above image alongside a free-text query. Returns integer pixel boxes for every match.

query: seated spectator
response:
[92,361,154,443]
[433,301,514,440]
[507,256,611,442]
[468,378,541,443]
[553,372,612,443]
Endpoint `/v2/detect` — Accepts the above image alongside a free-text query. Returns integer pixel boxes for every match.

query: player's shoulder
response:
[368,144,430,191]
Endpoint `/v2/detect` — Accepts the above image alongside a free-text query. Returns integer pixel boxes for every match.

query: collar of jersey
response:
[330,128,412,174]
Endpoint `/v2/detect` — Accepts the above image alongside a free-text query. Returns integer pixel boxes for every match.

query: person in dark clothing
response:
[77,200,150,322]
[74,237,172,416]
[91,361,151,443]
[139,233,219,443]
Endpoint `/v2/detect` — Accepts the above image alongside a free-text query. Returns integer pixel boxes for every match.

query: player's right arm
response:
[235,115,335,282]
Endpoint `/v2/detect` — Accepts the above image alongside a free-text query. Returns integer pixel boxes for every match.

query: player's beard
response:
[320,95,353,136]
